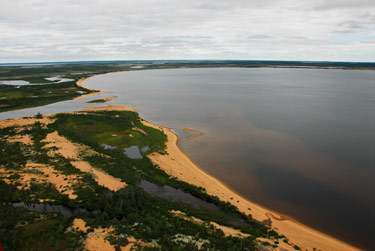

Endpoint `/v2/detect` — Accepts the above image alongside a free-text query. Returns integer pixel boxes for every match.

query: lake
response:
[84,68,374,249]
[0,67,373,249]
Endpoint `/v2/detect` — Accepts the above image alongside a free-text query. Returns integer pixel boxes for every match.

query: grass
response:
[86,99,106,103]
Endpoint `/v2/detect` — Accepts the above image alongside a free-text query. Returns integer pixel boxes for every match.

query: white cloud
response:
[0,0,374,62]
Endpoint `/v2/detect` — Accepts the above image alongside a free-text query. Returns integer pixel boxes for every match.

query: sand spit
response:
[76,77,95,91]
[42,131,126,191]
[74,76,110,100]
[83,104,137,113]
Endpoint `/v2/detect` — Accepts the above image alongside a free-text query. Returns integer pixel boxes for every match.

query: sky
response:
[0,0,374,63]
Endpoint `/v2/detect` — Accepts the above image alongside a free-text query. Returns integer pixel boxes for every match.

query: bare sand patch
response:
[80,216,153,251]
[26,163,78,199]
[71,161,125,191]
[0,163,79,199]
[210,222,250,238]
[42,131,80,159]
[7,134,33,145]
[43,131,126,191]
[0,116,55,129]
[148,124,358,251]
[0,167,43,190]
[170,210,249,238]
[85,227,116,251]
[132,127,148,135]
[72,218,88,233]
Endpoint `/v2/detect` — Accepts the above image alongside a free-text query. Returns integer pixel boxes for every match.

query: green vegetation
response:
[0,203,83,251]
[86,99,106,103]
[0,110,287,250]
[0,79,91,112]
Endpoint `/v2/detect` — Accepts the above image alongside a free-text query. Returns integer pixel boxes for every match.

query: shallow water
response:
[83,68,375,249]
[124,145,143,159]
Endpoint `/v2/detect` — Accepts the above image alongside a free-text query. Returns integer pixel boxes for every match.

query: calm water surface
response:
[85,68,374,249]
[1,68,373,249]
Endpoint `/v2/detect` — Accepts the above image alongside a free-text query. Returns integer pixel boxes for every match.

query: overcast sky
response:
[0,0,374,63]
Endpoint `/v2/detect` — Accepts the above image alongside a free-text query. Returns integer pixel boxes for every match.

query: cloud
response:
[0,0,374,62]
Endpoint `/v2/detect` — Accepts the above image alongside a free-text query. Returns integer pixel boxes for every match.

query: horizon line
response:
[1,59,375,65]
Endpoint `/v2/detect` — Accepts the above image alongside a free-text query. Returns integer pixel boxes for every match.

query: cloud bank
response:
[0,0,374,62]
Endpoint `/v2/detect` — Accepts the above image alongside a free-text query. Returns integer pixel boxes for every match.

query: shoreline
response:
[145,122,359,251]
[2,70,360,250]
[84,103,358,251]
[78,73,359,251]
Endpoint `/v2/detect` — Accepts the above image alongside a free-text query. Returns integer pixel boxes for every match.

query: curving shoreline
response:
[76,73,359,250]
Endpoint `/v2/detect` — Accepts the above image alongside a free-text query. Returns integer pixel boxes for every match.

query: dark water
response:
[83,68,375,249]
[8,202,99,217]
[0,68,373,248]
[139,180,218,211]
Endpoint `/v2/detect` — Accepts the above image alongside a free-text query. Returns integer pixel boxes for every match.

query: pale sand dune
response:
[0,116,55,129]
[26,163,79,199]
[7,134,33,145]
[0,162,79,199]
[42,131,126,191]
[71,161,125,191]
[85,227,115,251]
[74,218,149,251]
